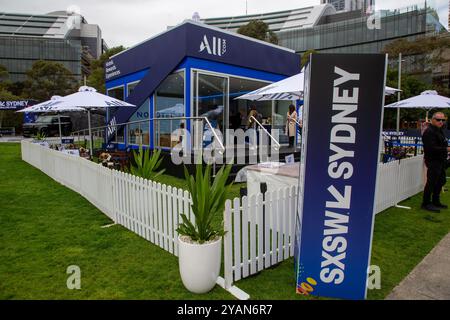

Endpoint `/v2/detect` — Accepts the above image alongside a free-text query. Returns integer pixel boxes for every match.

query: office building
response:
[202,1,446,55]
[320,0,375,13]
[0,10,108,82]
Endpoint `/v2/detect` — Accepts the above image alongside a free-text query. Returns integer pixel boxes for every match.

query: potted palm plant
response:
[177,163,232,293]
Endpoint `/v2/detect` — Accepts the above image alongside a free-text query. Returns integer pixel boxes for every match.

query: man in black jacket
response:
[421,112,450,212]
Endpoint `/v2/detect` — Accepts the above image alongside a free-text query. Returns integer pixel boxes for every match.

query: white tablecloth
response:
[61,149,80,156]
[246,162,299,196]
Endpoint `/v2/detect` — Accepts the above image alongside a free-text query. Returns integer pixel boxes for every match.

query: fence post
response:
[414,137,418,156]
[224,200,233,289]
[111,169,117,223]
[395,158,411,210]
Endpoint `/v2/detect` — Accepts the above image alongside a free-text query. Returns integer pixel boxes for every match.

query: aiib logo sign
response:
[199,35,227,56]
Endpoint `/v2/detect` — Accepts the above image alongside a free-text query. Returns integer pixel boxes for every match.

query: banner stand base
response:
[216,277,250,300]
[395,204,411,209]
[101,223,117,228]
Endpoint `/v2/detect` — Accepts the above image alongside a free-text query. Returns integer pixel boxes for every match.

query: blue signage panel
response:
[104,21,300,141]
[295,54,387,300]
[61,138,74,144]
[0,100,37,111]
[106,21,299,82]
[184,22,298,76]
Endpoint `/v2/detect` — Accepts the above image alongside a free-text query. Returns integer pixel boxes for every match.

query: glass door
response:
[193,71,228,147]
[273,100,292,145]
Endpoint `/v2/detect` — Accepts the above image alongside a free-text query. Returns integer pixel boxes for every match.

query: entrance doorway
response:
[193,71,228,147]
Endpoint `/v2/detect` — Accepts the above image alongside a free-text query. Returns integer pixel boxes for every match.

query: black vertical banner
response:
[295,54,387,299]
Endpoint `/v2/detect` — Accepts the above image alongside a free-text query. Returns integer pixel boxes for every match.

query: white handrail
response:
[250,116,281,150]
[72,116,226,154]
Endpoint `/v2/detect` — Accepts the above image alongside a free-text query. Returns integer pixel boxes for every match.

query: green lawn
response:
[1,142,449,300]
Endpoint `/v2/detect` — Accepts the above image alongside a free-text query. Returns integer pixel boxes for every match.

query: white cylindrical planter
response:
[178,236,222,294]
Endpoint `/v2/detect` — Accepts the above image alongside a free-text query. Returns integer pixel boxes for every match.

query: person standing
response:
[286,104,297,148]
[421,112,450,212]
[247,105,259,129]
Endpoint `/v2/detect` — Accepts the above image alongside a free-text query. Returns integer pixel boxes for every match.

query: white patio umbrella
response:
[385,90,450,121]
[385,86,402,95]
[237,72,304,101]
[17,95,84,143]
[45,86,136,156]
[236,71,401,101]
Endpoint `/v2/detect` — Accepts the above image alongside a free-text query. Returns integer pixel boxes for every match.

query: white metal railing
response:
[249,115,281,151]
[382,135,426,156]
[71,116,226,154]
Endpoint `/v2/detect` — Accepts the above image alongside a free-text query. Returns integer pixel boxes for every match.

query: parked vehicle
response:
[23,115,72,138]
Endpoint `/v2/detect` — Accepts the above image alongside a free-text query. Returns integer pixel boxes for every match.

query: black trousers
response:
[288,136,295,147]
[423,160,447,205]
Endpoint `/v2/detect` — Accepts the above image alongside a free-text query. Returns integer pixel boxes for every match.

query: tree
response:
[383,36,450,75]
[0,90,22,129]
[0,64,8,82]
[301,49,318,67]
[382,35,450,129]
[0,66,22,129]
[22,60,78,102]
[0,64,14,92]
[87,46,126,93]
[383,68,434,129]
[237,20,278,45]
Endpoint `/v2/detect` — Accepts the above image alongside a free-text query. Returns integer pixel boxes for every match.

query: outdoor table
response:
[246,162,299,197]
[33,141,49,148]
[61,149,80,156]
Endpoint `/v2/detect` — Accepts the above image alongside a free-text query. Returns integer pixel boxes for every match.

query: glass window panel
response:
[107,86,124,100]
[193,72,230,148]
[228,76,273,144]
[127,81,140,97]
[195,73,226,131]
[107,86,124,123]
[154,70,185,148]
[128,98,150,146]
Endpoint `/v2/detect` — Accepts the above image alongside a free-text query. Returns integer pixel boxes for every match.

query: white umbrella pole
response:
[58,115,62,144]
[426,110,429,122]
[88,109,93,158]
[396,53,402,135]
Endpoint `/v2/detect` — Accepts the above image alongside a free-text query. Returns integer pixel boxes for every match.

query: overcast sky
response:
[0,0,448,48]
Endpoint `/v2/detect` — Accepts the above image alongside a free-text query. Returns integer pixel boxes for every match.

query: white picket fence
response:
[21,141,425,295]
[223,186,298,288]
[21,141,115,219]
[112,170,194,256]
[374,155,425,213]
[21,140,194,256]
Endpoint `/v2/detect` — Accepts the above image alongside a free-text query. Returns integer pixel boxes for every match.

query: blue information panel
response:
[295,54,387,300]
[0,100,32,110]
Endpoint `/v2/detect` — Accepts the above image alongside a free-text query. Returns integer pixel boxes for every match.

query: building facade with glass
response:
[278,4,445,55]
[202,4,337,33]
[0,10,107,82]
[203,2,446,56]
[105,20,300,150]
[203,2,448,94]
[320,0,375,13]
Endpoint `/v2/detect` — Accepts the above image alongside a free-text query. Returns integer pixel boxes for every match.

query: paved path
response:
[386,233,450,300]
